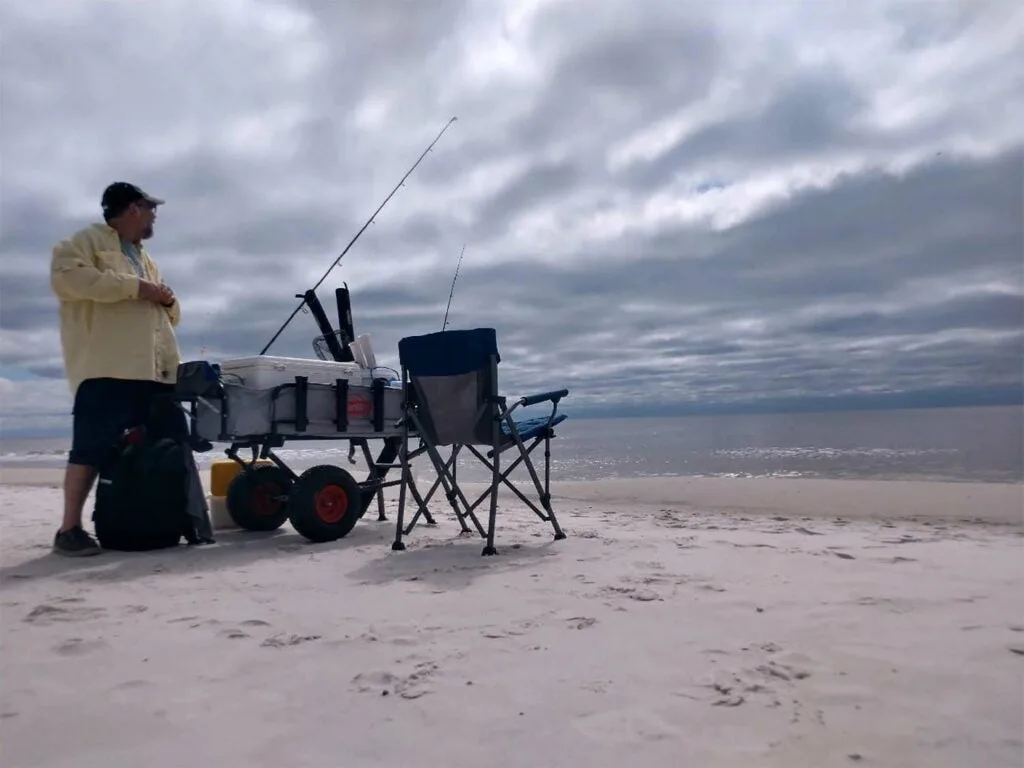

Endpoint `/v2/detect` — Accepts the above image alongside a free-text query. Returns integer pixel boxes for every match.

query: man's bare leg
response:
[61,463,97,531]
[54,463,101,556]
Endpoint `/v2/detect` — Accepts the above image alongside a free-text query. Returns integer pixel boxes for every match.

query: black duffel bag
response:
[92,396,215,552]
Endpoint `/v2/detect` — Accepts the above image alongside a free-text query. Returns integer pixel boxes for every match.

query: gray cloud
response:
[1,0,1022,433]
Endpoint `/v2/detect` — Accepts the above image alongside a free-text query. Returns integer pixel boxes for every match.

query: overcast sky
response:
[1,0,1022,435]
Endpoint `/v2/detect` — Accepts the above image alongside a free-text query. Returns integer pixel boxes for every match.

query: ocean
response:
[1,405,1020,484]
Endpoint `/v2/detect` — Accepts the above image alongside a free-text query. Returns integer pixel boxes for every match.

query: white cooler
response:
[218,355,372,390]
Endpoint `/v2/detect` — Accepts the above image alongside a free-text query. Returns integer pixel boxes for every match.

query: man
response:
[49,182,182,556]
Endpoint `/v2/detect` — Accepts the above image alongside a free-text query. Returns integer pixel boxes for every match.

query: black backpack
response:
[92,397,215,552]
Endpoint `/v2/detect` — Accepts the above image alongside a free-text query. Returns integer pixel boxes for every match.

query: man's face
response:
[129,200,158,240]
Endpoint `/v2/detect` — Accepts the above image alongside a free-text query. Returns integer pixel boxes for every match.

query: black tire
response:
[288,464,363,543]
[225,464,292,532]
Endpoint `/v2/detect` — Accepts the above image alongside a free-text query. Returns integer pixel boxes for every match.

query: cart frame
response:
[175,287,441,543]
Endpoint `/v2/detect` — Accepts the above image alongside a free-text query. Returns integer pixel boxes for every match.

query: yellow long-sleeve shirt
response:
[50,222,182,397]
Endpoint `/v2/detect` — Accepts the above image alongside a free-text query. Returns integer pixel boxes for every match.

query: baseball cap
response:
[101,182,165,219]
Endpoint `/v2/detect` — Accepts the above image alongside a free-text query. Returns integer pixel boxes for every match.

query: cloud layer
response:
[1,0,1022,434]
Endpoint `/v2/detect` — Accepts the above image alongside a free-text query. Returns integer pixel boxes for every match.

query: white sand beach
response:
[1,469,1021,768]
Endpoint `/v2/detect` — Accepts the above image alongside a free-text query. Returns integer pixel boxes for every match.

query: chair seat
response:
[503,414,567,442]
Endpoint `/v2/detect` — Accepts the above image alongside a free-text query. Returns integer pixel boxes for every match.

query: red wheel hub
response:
[252,484,282,516]
[314,484,349,524]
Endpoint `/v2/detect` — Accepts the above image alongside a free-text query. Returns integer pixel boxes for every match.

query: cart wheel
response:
[288,465,363,543]
[225,464,292,532]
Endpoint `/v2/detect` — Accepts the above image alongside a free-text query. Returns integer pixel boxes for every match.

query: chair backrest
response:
[398,328,501,446]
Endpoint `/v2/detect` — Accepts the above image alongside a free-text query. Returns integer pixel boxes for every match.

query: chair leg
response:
[436,446,473,535]
[544,435,566,540]
[392,438,409,551]
[393,479,407,550]
[406,473,441,531]
[480,436,568,542]
[449,447,472,534]
[424,443,484,537]
[482,435,500,556]
[403,474,435,536]
[549,508,567,541]
[359,440,388,522]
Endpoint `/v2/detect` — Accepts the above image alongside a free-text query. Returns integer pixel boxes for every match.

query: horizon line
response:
[1,391,1020,439]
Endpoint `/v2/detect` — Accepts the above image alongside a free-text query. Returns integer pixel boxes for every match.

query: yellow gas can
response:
[210,459,272,497]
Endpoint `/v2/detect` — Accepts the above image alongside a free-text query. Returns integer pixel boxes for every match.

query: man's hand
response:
[138,279,174,306]
[159,282,176,307]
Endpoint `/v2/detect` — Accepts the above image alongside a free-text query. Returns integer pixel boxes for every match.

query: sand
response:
[1,468,1021,768]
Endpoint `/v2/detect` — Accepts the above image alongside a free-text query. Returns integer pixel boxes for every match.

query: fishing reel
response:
[313,329,348,361]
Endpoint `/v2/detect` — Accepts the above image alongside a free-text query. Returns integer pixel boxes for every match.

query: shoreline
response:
[3,467,1020,526]
[553,475,1023,526]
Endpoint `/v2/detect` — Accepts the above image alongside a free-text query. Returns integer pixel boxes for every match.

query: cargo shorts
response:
[69,378,177,467]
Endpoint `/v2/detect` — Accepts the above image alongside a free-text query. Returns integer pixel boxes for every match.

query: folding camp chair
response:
[391,327,569,556]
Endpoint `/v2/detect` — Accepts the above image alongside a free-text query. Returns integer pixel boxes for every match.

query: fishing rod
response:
[260,116,459,355]
[441,243,466,331]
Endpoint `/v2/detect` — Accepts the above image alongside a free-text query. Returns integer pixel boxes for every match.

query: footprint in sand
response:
[481,620,537,639]
[708,681,746,708]
[394,661,438,699]
[757,660,812,682]
[53,637,110,656]
[352,670,399,692]
[690,648,814,713]
[654,512,691,530]
[24,602,105,625]
[351,661,438,699]
[695,582,727,593]
[182,618,222,630]
[628,573,673,587]
[882,535,925,544]
[260,633,322,648]
[601,585,662,603]
[565,616,598,630]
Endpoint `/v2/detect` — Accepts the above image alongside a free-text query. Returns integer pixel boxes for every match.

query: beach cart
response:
[174,287,427,543]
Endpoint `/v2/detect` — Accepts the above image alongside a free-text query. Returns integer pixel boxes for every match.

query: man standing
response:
[49,182,182,556]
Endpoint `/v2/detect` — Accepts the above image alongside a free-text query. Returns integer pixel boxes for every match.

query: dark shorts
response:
[69,378,176,467]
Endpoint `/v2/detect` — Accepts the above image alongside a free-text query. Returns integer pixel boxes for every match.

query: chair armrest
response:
[519,389,569,407]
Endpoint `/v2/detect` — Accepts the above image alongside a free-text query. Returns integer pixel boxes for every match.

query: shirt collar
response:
[101,222,142,249]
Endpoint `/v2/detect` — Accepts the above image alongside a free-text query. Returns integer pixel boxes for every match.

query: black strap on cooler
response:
[335,378,349,432]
